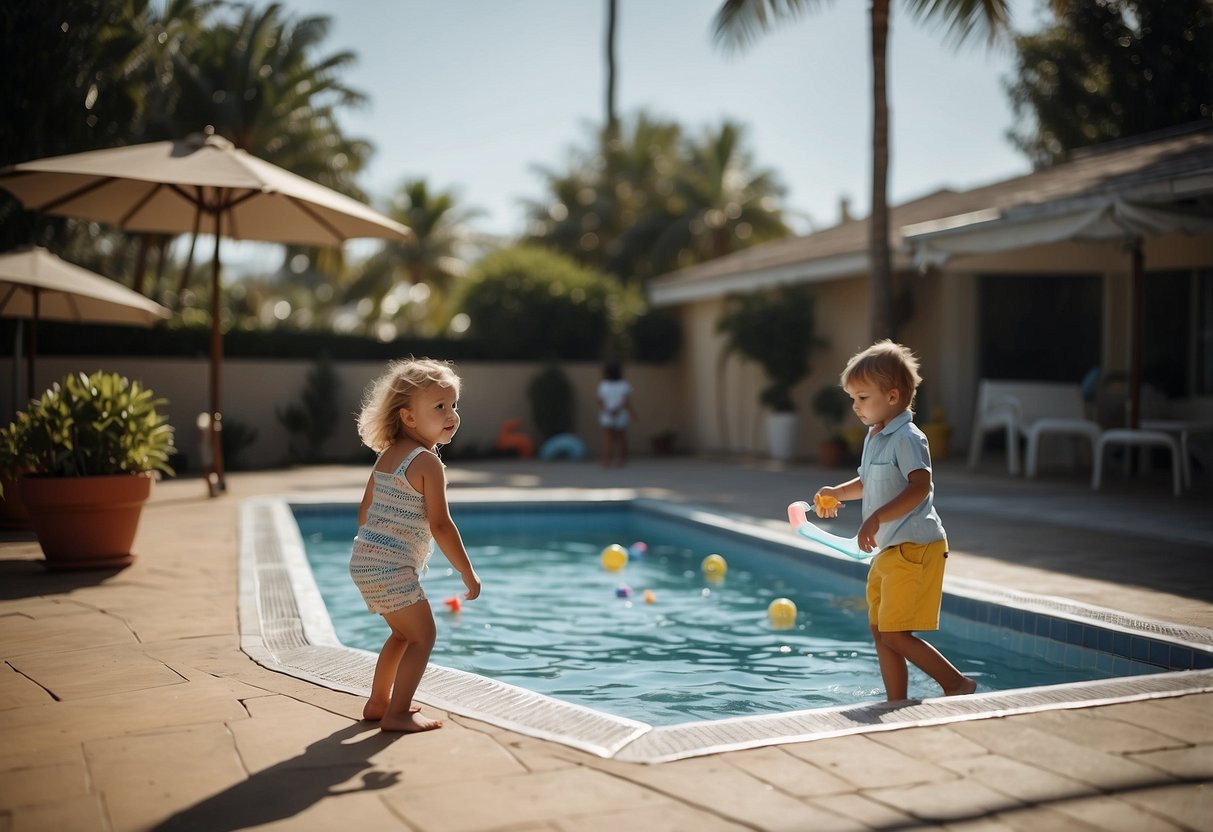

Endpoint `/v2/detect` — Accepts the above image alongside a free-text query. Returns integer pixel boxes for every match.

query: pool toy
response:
[443,596,463,613]
[787,501,870,560]
[495,418,535,459]
[600,543,629,572]
[615,584,632,598]
[768,597,797,629]
[628,541,647,558]
[814,493,840,514]
[643,589,656,604]
[701,553,728,579]
[538,433,586,461]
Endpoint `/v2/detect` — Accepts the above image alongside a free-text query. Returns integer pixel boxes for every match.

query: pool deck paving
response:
[1,456,1210,831]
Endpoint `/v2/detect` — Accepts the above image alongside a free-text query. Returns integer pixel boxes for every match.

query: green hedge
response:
[0,316,679,363]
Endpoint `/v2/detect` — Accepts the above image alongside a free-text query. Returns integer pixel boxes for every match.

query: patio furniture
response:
[968,380,1101,476]
[1092,428,1184,497]
[1141,419,1213,489]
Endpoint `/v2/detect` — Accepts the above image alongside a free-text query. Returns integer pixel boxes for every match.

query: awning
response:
[905,196,1213,268]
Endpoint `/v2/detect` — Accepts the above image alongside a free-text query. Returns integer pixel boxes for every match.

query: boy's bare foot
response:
[363,701,420,721]
[380,711,443,732]
[945,677,977,696]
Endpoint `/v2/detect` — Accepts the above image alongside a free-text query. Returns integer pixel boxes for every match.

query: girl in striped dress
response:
[350,358,481,732]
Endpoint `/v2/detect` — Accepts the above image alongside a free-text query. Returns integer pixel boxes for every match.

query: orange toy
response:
[813,493,840,515]
[495,418,535,459]
[443,596,463,613]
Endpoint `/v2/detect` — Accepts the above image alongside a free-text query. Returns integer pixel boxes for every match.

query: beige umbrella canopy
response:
[0,245,171,406]
[0,131,413,495]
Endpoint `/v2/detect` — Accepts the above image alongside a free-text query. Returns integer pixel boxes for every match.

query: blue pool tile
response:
[1130,637,1150,662]
[1148,640,1171,668]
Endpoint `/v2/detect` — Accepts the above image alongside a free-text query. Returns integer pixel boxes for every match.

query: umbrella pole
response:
[28,291,39,402]
[209,219,226,497]
[1129,241,1143,430]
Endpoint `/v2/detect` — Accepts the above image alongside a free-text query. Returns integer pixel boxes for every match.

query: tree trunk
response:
[868,0,893,341]
[605,0,619,140]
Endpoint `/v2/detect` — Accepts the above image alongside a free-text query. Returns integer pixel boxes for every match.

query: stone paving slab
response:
[84,723,248,832]
[9,645,186,701]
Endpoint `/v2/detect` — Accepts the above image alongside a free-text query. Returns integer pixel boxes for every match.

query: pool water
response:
[297,503,1168,726]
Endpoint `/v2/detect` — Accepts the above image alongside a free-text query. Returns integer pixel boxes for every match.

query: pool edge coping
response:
[238,490,1213,764]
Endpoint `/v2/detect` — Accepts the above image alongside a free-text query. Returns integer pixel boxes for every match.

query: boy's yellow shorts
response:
[866,539,948,632]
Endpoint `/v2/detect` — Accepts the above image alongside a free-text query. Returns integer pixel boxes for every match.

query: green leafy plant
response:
[276,355,341,463]
[812,385,851,439]
[717,284,826,412]
[527,364,575,440]
[2,371,175,479]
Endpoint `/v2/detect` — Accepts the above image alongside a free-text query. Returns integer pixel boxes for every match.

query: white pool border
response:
[238,490,1213,764]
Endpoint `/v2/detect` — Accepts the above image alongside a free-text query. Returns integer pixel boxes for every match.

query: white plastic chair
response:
[1092,429,1183,497]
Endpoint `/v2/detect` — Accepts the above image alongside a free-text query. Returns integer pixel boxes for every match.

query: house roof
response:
[649,122,1213,306]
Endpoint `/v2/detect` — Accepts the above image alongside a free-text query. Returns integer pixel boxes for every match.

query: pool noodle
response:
[786,501,871,560]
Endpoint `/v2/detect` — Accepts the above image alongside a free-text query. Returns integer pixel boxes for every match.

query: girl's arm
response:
[856,468,931,551]
[415,453,481,600]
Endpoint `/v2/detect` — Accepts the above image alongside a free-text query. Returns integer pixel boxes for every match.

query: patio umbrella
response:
[0,245,171,406]
[0,131,412,495]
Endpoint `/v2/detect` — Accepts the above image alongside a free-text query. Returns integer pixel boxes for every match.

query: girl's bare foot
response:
[380,711,443,732]
[363,701,420,721]
[945,677,977,696]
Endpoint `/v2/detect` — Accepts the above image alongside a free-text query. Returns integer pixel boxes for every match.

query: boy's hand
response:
[462,570,482,601]
[813,490,842,518]
[857,515,880,552]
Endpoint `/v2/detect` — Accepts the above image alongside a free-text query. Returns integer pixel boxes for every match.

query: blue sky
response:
[238,0,1046,267]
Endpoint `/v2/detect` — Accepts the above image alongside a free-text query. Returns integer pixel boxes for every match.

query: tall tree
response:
[1007,0,1213,166]
[604,0,620,140]
[650,120,790,268]
[712,0,1010,340]
[344,179,481,336]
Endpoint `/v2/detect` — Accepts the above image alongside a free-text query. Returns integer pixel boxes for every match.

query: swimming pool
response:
[297,502,1170,726]
[239,493,1213,762]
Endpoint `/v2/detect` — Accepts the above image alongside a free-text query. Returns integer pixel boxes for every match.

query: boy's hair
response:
[357,357,461,452]
[840,340,922,409]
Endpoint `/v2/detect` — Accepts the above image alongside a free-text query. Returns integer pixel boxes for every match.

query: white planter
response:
[765,411,799,461]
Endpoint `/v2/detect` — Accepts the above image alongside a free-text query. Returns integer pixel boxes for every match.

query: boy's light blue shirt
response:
[858,409,947,550]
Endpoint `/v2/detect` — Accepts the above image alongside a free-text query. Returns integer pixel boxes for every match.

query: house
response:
[647,121,1213,462]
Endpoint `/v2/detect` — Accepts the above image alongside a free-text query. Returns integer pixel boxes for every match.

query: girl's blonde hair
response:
[357,358,461,452]
[840,340,922,410]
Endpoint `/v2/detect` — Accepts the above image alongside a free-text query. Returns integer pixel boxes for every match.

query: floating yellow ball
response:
[768,597,797,630]
[643,589,657,604]
[600,544,629,572]
[701,553,728,579]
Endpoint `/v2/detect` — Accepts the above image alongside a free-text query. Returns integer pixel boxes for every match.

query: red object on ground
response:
[443,596,462,613]
[495,418,535,458]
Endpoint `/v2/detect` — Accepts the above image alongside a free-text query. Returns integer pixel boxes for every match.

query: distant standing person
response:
[598,360,634,467]
[813,340,976,702]
[349,358,481,732]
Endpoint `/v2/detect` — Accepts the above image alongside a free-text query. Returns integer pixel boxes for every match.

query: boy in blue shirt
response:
[815,340,976,701]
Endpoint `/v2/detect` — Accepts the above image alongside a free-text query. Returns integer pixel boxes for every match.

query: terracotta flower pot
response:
[18,472,153,570]
[0,471,32,530]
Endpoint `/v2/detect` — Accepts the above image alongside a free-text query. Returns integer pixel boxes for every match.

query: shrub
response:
[454,246,620,360]
[527,364,575,440]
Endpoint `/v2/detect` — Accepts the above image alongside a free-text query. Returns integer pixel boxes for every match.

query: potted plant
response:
[812,385,852,467]
[0,416,32,529]
[717,284,826,461]
[2,371,175,570]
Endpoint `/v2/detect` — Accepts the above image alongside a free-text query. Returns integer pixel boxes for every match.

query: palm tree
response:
[712,0,1010,340]
[164,3,371,199]
[649,120,789,270]
[344,179,482,336]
